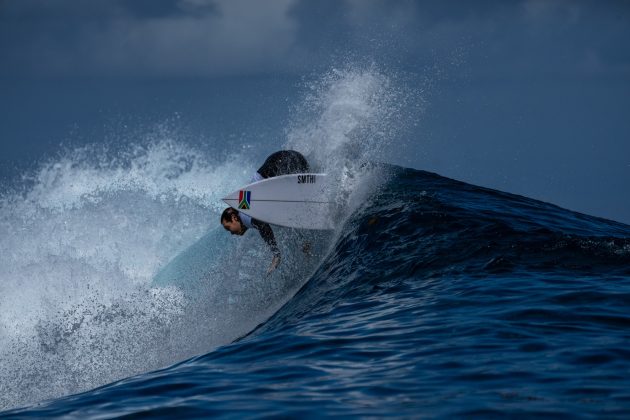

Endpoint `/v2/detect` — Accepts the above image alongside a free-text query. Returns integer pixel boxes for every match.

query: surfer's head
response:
[221,207,246,236]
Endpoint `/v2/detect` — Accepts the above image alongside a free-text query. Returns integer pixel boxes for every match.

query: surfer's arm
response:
[252,219,281,274]
[252,219,281,258]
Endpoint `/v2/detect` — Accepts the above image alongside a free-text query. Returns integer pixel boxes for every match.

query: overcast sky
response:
[2,0,629,79]
[1,0,629,223]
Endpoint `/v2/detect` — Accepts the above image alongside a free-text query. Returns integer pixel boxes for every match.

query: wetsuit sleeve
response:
[251,219,280,257]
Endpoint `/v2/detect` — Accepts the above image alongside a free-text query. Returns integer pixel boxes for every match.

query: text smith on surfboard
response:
[220,150,310,274]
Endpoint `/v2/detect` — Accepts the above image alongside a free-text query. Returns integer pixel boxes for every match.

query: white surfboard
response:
[222,173,334,230]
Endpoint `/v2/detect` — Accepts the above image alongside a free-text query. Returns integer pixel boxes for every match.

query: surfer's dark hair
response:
[221,207,241,223]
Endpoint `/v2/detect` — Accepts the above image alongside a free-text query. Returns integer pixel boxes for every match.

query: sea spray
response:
[285,66,415,225]
[0,137,255,410]
[286,66,406,173]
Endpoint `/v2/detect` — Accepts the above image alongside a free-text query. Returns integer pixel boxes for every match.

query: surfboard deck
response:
[222,173,334,230]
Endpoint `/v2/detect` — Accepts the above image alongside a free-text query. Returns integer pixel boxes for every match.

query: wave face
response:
[5,165,630,418]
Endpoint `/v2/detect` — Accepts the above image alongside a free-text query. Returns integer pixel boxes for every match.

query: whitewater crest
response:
[0,137,254,410]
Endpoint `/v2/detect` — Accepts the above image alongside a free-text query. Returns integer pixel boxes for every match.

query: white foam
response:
[0,137,256,410]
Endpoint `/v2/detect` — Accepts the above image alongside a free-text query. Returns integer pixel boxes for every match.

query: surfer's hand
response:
[267,255,281,274]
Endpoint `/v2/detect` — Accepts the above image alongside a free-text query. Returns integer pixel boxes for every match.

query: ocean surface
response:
[1,69,630,418]
[2,164,630,418]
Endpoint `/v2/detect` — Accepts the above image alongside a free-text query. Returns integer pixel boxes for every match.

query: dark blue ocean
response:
[1,69,629,418]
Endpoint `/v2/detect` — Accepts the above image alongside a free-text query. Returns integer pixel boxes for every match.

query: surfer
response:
[221,150,310,274]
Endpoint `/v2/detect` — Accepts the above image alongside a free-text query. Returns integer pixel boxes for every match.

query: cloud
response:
[1,0,299,78]
[1,0,629,80]
[83,0,298,77]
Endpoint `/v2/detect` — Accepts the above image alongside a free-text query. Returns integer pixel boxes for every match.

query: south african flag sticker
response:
[238,190,251,209]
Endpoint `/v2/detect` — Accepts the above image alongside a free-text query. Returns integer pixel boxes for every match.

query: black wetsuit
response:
[243,150,310,257]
